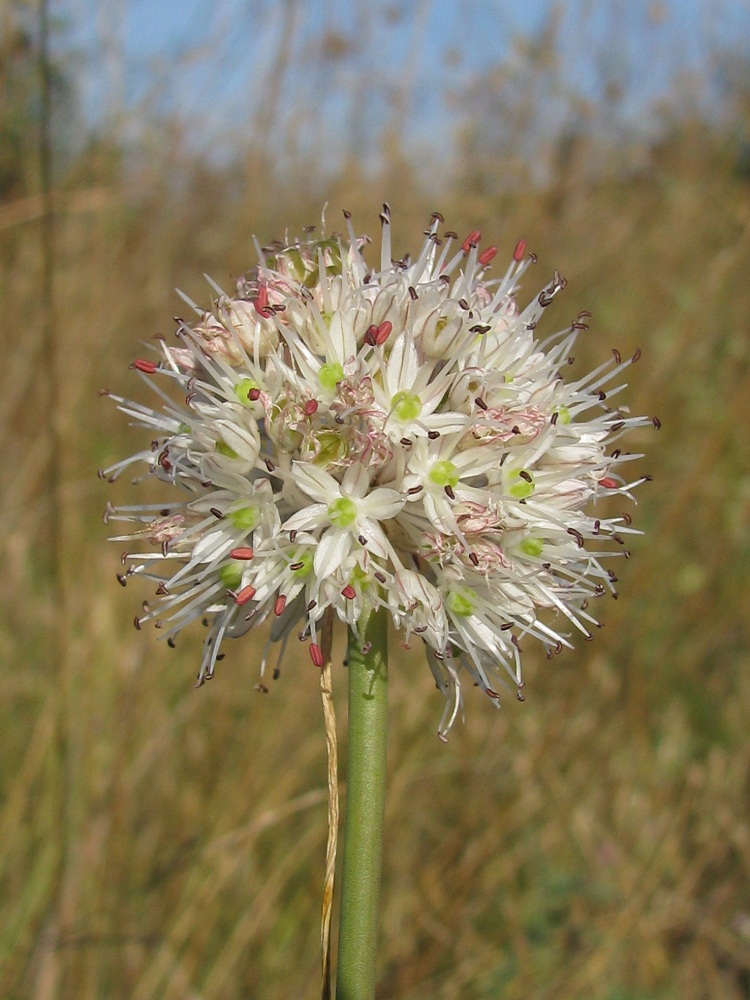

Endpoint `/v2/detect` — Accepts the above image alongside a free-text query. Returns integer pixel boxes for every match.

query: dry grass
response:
[2,19,750,998]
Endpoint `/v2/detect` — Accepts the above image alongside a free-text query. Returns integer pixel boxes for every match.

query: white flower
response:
[102,207,656,737]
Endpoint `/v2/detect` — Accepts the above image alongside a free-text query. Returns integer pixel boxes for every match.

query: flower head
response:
[102,207,655,737]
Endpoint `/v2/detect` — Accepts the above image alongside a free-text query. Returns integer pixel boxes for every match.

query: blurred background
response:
[2,0,750,997]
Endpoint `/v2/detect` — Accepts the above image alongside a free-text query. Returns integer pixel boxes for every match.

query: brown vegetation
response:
[1,2,749,997]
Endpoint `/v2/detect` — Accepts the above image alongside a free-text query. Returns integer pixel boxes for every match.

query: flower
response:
[102,207,655,737]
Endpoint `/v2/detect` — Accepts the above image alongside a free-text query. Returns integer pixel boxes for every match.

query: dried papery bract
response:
[102,207,655,737]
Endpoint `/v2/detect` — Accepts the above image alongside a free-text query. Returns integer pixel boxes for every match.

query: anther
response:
[116,574,127,587]
[342,585,356,600]
[274,595,287,616]
[513,239,527,262]
[254,286,272,318]
[310,643,324,668]
[374,320,393,345]
[290,530,297,542]
[461,230,481,253]
[567,527,585,547]
[408,286,418,300]
[265,459,275,472]
[632,347,642,362]
[652,416,661,429]
[234,585,256,606]
[132,359,158,374]
[210,507,224,519]
[304,399,319,416]
[612,348,621,364]
[248,387,261,401]
[407,485,423,495]
[479,246,497,266]
[229,547,254,560]
[428,430,440,440]
[598,477,618,489]
[444,485,456,500]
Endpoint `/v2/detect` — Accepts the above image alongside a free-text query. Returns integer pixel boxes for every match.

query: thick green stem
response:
[336,608,389,1000]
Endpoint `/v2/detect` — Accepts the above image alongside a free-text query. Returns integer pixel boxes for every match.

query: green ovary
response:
[391,391,422,423]
[216,439,239,459]
[520,538,544,558]
[319,362,345,393]
[229,505,260,531]
[219,562,243,589]
[281,248,307,282]
[328,497,357,528]
[429,460,459,488]
[508,471,534,499]
[314,431,348,467]
[291,551,313,577]
[555,405,572,424]
[234,378,258,407]
[447,588,475,617]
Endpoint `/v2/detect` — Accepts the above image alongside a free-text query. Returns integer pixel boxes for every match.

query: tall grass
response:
[2,4,750,997]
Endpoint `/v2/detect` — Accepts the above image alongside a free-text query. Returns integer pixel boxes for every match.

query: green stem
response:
[336,608,389,1000]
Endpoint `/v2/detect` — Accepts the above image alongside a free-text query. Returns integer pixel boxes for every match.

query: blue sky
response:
[69,0,750,166]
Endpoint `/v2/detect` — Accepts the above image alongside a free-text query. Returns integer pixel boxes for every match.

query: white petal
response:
[359,487,404,521]
[283,503,328,532]
[385,333,420,395]
[292,462,341,503]
[313,530,353,578]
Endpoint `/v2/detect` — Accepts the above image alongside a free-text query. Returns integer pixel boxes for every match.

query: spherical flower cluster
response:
[102,207,655,736]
